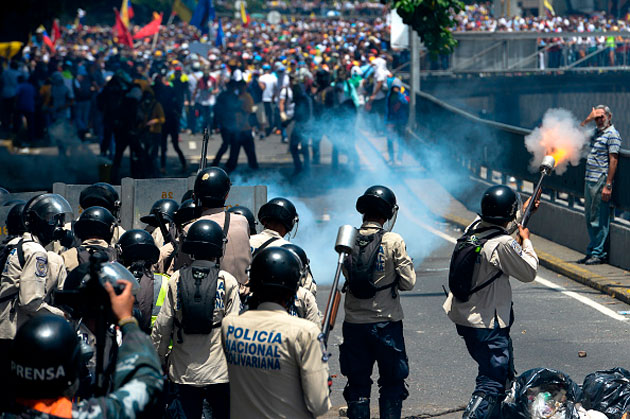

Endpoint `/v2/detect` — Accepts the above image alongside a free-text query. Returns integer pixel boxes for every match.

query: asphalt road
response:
[312,219,630,418]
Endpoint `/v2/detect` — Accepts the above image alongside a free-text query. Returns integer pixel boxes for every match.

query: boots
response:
[379,398,403,419]
[462,393,499,419]
[347,398,370,419]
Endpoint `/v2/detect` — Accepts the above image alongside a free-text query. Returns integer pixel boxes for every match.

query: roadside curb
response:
[439,213,630,306]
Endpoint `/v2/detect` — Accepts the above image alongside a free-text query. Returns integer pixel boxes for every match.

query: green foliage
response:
[390,0,463,56]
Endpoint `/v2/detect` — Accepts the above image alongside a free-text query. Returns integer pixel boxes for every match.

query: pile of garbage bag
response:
[501,367,630,419]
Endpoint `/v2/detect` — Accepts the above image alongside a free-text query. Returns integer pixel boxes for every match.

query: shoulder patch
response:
[508,239,523,256]
[35,256,48,278]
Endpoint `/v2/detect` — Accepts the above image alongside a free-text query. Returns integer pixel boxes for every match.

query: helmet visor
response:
[31,194,74,226]
[383,204,399,232]
[99,262,140,296]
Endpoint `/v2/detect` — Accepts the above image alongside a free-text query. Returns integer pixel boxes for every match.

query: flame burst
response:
[524,109,589,175]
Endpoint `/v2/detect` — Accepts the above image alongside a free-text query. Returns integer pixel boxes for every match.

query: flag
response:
[75,8,86,29]
[113,9,134,47]
[543,0,555,16]
[215,19,224,47]
[127,0,135,20]
[38,25,55,49]
[240,1,250,26]
[191,0,216,34]
[133,12,163,39]
[52,19,61,44]
[121,0,130,26]
[173,0,194,23]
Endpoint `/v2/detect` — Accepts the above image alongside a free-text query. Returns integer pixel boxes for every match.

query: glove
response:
[280,111,288,122]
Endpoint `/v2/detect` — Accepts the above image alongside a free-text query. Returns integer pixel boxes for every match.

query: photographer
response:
[3,273,163,418]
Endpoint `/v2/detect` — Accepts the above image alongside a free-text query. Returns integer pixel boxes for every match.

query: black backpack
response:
[343,229,397,300]
[448,221,505,302]
[76,245,117,266]
[174,264,221,342]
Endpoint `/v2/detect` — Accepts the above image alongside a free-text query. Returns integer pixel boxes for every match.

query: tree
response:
[389,0,463,57]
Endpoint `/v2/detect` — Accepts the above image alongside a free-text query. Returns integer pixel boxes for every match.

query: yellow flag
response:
[543,0,555,15]
[173,0,193,23]
[120,0,129,26]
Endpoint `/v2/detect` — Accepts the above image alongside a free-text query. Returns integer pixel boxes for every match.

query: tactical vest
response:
[174,264,222,343]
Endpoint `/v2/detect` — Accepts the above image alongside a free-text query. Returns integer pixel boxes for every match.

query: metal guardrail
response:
[407,88,630,215]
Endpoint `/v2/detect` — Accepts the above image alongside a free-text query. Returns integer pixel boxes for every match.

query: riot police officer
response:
[174,168,251,289]
[282,243,320,325]
[79,183,125,245]
[140,198,180,247]
[0,201,26,252]
[228,205,258,235]
[251,197,316,295]
[4,278,163,417]
[0,194,73,403]
[118,229,163,333]
[443,185,539,419]
[156,198,197,276]
[152,219,240,419]
[61,207,118,272]
[221,247,332,418]
[340,186,416,419]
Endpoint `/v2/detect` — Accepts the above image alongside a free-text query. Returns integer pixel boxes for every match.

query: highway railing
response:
[407,88,630,219]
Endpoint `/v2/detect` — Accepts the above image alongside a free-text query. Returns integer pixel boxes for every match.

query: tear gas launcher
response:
[319,225,357,361]
[199,127,210,172]
[521,155,556,227]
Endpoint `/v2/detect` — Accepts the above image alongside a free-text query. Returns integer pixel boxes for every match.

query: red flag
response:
[133,13,162,40]
[113,9,134,48]
[52,20,61,44]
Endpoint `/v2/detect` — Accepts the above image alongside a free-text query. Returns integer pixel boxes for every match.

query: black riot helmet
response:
[281,243,309,269]
[193,167,231,208]
[258,198,298,232]
[174,199,197,227]
[74,206,116,242]
[249,247,302,295]
[23,193,74,246]
[117,229,159,265]
[480,185,519,225]
[79,183,121,218]
[356,185,398,220]
[181,190,194,203]
[6,201,27,236]
[10,314,82,399]
[140,199,180,227]
[182,219,226,260]
[228,205,257,235]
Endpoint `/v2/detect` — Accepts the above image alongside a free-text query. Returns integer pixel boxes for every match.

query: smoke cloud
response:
[524,108,589,175]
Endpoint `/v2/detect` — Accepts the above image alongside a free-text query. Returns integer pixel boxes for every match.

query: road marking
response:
[401,207,628,322]
[189,141,197,150]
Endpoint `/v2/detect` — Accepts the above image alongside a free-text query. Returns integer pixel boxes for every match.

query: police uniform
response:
[182,209,251,286]
[4,320,163,419]
[251,228,317,295]
[152,261,240,419]
[290,286,320,326]
[443,217,538,415]
[340,221,416,414]
[61,238,115,272]
[0,233,66,341]
[221,302,332,418]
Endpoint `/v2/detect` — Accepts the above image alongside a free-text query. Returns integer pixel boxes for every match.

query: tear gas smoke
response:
[524,108,589,175]
[231,112,474,285]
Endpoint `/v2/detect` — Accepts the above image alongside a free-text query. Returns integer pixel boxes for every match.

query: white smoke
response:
[524,108,589,175]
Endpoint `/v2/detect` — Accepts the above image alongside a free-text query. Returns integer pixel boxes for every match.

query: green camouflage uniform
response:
[1,322,164,419]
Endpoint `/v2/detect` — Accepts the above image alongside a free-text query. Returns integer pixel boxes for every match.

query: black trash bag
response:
[581,367,630,419]
[502,367,583,419]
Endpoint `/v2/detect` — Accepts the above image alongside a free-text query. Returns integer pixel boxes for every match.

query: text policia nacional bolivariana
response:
[224,326,282,370]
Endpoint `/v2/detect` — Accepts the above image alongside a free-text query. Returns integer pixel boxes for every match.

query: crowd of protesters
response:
[0,15,413,178]
[451,3,630,68]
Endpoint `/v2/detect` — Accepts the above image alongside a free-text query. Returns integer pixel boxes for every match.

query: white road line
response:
[401,205,628,322]
[189,141,197,150]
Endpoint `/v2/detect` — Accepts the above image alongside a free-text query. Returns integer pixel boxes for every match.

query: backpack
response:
[448,221,505,302]
[76,245,117,266]
[0,239,28,304]
[343,229,397,300]
[175,264,221,341]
